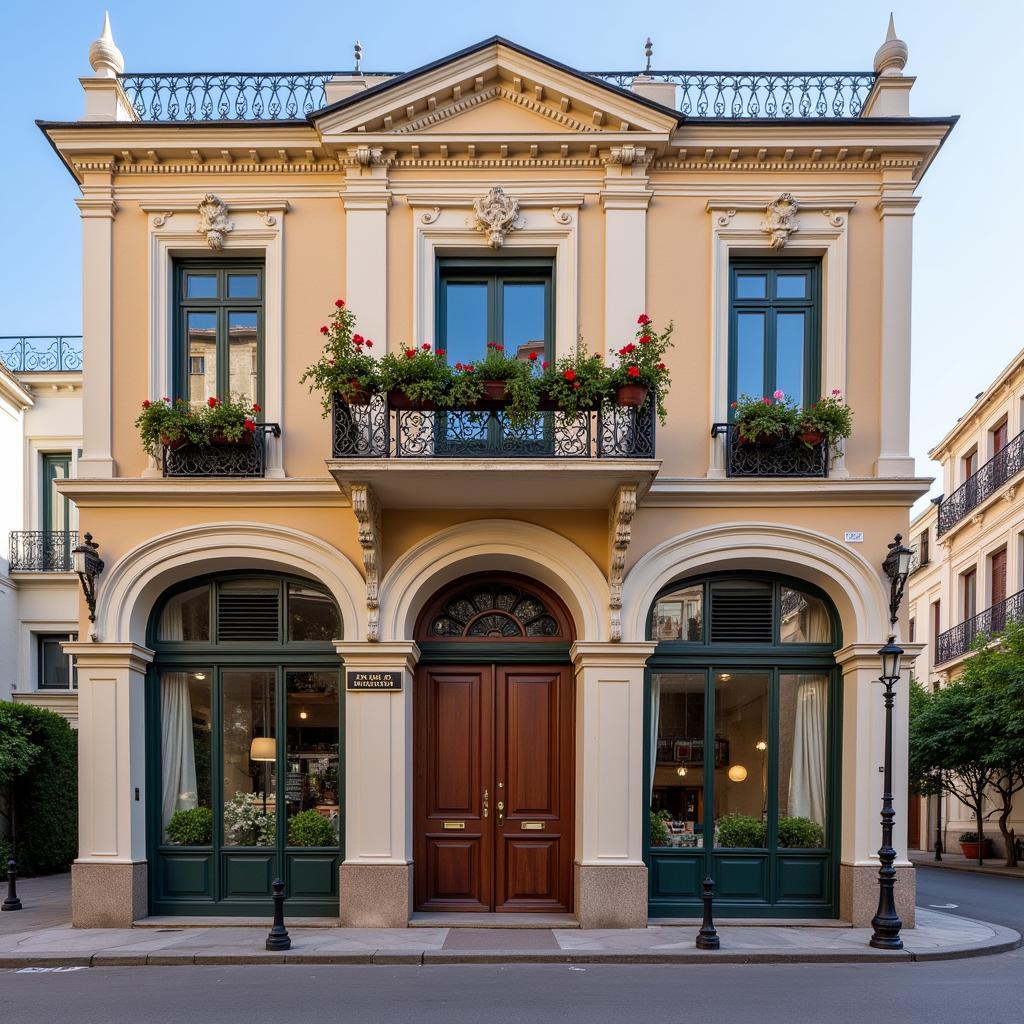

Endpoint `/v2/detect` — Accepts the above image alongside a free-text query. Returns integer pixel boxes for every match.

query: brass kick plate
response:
[521,821,546,831]
[442,821,466,830]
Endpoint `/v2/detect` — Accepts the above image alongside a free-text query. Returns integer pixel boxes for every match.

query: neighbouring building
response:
[39,16,953,928]
[0,335,83,725]
[908,348,1024,858]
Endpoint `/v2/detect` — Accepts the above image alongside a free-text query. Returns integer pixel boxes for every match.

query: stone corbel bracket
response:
[761,192,800,249]
[609,484,639,642]
[470,186,522,248]
[197,193,234,250]
[349,482,383,641]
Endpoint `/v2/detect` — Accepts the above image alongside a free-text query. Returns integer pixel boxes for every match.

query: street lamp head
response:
[878,638,904,683]
[883,533,914,627]
[72,532,104,630]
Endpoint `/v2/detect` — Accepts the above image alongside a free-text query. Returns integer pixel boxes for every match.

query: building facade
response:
[908,348,1024,857]
[41,18,953,928]
[0,336,83,724]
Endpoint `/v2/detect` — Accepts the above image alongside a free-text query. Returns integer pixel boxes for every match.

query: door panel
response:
[414,666,492,911]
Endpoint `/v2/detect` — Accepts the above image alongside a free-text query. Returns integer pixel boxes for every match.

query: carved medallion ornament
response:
[761,193,799,249]
[472,187,520,248]
[197,193,234,250]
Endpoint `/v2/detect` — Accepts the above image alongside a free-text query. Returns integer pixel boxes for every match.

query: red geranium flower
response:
[421,343,431,351]
[464,364,474,373]
[207,396,218,408]
[564,369,576,382]
[495,344,503,351]
[573,381,581,390]
[627,365,640,378]
[637,313,652,325]
[404,349,416,359]
[730,401,738,408]
[162,396,170,402]
[243,418,256,432]
[528,352,538,362]
[142,399,151,409]
[335,299,345,308]
[252,403,262,412]
[365,339,373,348]
[436,349,446,357]
[353,334,364,345]
[320,325,329,335]
[639,335,652,345]
[542,361,549,370]
[656,362,666,371]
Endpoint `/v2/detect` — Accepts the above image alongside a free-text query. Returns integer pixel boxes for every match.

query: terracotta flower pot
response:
[798,428,825,446]
[344,382,372,406]
[615,383,649,407]
[738,430,782,447]
[160,433,188,451]
[482,380,508,402]
[210,429,254,446]
[387,388,437,411]
[959,839,992,860]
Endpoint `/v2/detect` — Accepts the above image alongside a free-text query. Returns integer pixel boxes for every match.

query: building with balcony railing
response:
[41,15,953,931]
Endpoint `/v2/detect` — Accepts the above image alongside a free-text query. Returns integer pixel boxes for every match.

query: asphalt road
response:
[3,869,1022,1024]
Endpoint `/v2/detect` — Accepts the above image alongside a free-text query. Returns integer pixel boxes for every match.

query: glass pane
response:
[288,583,340,642]
[286,672,340,847]
[160,670,213,844]
[45,458,69,532]
[185,274,217,299]
[502,282,546,362]
[187,311,217,409]
[775,274,807,299]
[158,585,210,642]
[735,274,767,299]
[222,671,277,846]
[735,312,765,399]
[228,311,259,405]
[227,274,259,298]
[775,311,805,405]
[39,637,70,689]
[650,672,705,848]
[780,587,833,643]
[652,585,703,641]
[778,673,828,847]
[442,281,488,367]
[713,671,769,848]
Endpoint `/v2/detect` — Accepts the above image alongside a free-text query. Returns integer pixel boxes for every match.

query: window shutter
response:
[217,587,280,642]
[709,581,773,643]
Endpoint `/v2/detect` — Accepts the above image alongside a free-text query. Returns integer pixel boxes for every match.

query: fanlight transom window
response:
[426,582,564,639]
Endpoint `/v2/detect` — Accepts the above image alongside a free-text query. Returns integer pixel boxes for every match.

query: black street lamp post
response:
[870,534,913,951]
[934,776,943,862]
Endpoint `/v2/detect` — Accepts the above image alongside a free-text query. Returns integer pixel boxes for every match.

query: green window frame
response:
[41,452,71,534]
[728,259,821,410]
[173,259,265,409]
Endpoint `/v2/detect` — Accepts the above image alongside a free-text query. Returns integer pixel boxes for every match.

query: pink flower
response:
[831,388,842,397]
[162,397,170,402]
[773,389,785,400]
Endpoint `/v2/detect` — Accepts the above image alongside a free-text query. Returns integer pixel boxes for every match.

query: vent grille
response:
[217,589,280,642]
[709,582,773,644]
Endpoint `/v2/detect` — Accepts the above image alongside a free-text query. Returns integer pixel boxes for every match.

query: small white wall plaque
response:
[844,531,865,543]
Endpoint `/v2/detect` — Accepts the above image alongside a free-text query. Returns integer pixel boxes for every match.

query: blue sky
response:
[3,1,1022,503]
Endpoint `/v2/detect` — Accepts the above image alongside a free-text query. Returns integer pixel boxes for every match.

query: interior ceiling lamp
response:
[727,764,748,783]
[676,765,688,777]
[249,737,276,762]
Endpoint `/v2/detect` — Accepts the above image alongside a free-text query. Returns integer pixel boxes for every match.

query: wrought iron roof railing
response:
[117,69,876,123]
[937,430,1024,536]
[935,588,1024,665]
[0,336,82,373]
[9,530,79,572]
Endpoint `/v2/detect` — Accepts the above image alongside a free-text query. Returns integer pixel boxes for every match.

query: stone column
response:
[64,642,153,927]
[333,641,419,927]
[835,642,923,926]
[571,641,656,927]
[341,156,391,348]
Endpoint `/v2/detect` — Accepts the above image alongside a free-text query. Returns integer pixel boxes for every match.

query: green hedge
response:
[4,704,77,875]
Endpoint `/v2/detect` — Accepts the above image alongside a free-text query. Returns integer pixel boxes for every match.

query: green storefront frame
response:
[145,572,344,917]
[643,572,843,919]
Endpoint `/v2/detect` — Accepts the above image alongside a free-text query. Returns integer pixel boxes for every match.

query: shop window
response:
[37,633,78,690]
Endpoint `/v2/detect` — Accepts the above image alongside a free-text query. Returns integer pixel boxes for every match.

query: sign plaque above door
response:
[346,670,402,692]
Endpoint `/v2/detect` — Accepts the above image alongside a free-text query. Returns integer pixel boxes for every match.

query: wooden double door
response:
[414,663,574,912]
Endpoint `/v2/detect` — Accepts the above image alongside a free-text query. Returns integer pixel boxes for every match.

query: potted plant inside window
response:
[448,342,539,426]
[608,313,673,424]
[538,344,609,420]
[378,342,452,410]
[300,298,380,411]
[135,397,195,456]
[958,830,993,860]
[731,392,799,446]
[798,389,853,448]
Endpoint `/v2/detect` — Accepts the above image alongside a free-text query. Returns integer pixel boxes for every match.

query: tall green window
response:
[729,260,820,409]
[147,572,342,916]
[645,574,842,919]
[437,258,554,366]
[174,260,264,410]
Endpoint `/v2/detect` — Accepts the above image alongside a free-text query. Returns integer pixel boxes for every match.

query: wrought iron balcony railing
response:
[9,530,79,571]
[331,397,655,460]
[118,68,876,123]
[0,336,83,373]
[162,423,280,477]
[937,430,1024,536]
[711,423,829,478]
[935,588,1024,665]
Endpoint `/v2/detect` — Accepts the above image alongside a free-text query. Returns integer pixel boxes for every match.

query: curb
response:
[913,860,1024,881]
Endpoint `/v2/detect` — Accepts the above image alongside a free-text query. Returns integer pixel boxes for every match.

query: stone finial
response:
[644,37,653,73]
[88,11,124,78]
[354,40,363,74]
[873,13,908,77]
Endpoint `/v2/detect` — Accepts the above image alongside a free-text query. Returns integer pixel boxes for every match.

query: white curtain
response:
[160,598,198,832]
[648,675,661,802]
[788,675,827,824]
[803,599,832,643]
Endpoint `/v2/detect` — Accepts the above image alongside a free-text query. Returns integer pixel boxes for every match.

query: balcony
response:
[162,424,279,478]
[711,423,829,478]
[0,335,82,373]
[327,397,658,508]
[935,589,1024,665]
[9,530,79,572]
[937,430,1024,536]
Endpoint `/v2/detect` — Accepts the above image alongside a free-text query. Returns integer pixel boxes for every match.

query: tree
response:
[959,621,1024,867]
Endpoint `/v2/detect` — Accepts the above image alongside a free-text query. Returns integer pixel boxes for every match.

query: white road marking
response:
[16,966,89,974]
[929,903,959,909]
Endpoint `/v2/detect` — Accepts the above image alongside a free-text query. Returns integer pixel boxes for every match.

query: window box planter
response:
[797,428,826,446]
[614,383,649,408]
[387,389,438,412]
[481,380,508,402]
[163,423,278,478]
[210,429,254,446]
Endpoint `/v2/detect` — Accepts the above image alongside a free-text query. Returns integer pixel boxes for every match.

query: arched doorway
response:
[146,571,343,916]
[413,573,575,913]
[644,571,843,918]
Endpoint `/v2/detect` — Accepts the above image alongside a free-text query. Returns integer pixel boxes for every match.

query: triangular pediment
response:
[314,37,680,140]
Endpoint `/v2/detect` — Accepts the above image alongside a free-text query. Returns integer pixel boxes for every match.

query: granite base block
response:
[574,862,648,929]
[339,862,412,928]
[72,861,147,928]
[840,862,916,928]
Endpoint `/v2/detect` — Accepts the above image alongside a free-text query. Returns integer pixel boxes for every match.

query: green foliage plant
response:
[539,344,609,420]
[715,813,767,848]
[608,313,674,424]
[448,342,539,426]
[377,342,453,408]
[134,397,195,456]
[799,389,854,446]
[300,298,380,412]
[287,809,338,847]
[731,392,799,443]
[777,816,825,848]
[648,809,672,846]
[165,806,214,845]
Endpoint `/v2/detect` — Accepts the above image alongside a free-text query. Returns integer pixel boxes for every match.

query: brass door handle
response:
[483,789,489,818]
[497,800,505,826]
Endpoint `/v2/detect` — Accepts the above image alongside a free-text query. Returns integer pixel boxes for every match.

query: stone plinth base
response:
[72,861,147,928]
[574,862,648,928]
[339,862,412,927]
[840,862,916,928]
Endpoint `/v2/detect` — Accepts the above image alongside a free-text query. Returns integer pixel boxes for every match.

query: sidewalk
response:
[910,849,1024,880]
[0,874,1018,967]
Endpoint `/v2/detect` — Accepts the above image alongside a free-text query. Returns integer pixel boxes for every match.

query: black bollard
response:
[2,859,22,912]
[265,878,291,951]
[695,876,719,949]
